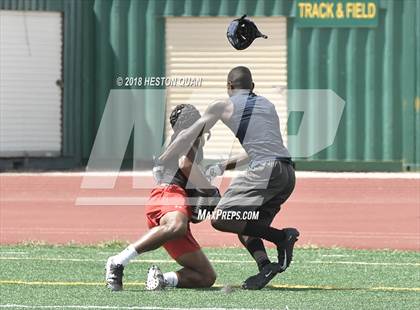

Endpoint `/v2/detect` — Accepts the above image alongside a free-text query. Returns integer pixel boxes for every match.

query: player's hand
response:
[205,163,225,181]
[190,187,221,224]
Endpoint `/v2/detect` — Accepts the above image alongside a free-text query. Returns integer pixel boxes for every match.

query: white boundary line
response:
[2,229,418,239]
[0,256,418,266]
[1,171,419,179]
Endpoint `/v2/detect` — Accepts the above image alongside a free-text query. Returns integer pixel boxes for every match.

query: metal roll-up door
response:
[165,17,287,160]
[0,11,63,157]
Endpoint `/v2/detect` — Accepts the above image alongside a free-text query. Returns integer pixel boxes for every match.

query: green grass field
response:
[0,244,419,310]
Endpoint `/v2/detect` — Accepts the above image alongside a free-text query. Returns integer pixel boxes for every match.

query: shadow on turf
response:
[125,286,369,293]
[264,286,352,292]
[126,283,419,294]
[125,287,222,292]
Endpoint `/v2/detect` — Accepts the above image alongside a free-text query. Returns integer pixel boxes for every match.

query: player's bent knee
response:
[199,269,217,287]
[202,274,216,288]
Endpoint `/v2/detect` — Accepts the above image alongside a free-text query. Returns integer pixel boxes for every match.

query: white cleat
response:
[145,265,166,291]
[105,256,124,291]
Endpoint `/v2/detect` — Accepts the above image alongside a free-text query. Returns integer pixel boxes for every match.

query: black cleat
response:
[242,263,280,290]
[105,256,124,291]
[277,228,300,273]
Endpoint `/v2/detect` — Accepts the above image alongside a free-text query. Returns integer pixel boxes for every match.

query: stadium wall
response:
[0,0,418,171]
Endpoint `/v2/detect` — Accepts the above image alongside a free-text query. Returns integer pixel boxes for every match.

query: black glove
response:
[189,187,221,224]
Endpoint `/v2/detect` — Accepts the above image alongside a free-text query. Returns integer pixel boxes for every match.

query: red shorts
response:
[145,184,200,259]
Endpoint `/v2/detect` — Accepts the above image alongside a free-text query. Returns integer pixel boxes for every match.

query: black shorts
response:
[216,160,295,225]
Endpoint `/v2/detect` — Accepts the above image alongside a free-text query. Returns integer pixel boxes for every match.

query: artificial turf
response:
[0,244,419,310]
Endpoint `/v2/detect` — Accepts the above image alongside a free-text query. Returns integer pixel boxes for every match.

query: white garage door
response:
[165,17,287,160]
[0,11,63,157]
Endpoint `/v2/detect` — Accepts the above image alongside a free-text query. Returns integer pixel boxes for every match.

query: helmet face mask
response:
[227,15,268,50]
[238,22,251,42]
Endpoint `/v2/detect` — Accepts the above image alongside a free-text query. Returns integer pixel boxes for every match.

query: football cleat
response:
[105,256,124,291]
[277,228,300,273]
[242,262,279,290]
[145,265,166,291]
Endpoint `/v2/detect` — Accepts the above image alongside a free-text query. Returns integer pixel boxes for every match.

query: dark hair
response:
[170,104,201,132]
[168,104,204,163]
[227,66,253,90]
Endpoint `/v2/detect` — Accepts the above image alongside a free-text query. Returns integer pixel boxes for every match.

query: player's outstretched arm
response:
[159,100,227,162]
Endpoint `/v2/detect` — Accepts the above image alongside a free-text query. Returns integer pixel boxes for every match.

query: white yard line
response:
[0,256,418,266]
[2,229,418,240]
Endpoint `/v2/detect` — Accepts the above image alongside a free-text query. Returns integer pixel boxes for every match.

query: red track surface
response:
[1,174,419,250]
